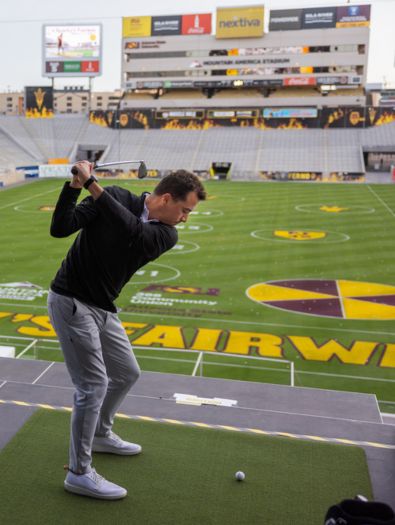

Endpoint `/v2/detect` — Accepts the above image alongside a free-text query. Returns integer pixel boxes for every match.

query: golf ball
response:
[235,471,245,481]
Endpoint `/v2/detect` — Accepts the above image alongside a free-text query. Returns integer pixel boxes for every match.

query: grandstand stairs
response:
[1,355,395,507]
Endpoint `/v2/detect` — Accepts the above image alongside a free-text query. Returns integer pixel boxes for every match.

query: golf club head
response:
[138,162,147,179]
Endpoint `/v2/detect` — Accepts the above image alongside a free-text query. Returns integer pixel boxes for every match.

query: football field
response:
[1,178,395,411]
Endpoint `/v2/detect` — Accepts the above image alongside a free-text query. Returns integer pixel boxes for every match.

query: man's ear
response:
[161,193,171,205]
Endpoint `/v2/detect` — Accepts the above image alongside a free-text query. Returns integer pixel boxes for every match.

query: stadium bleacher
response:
[0,115,394,178]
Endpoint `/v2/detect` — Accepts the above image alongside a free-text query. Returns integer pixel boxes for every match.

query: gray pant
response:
[47,290,141,474]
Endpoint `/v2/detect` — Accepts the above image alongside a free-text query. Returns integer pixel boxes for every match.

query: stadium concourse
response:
[0,114,395,182]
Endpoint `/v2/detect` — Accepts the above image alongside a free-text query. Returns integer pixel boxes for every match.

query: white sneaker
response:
[92,431,142,456]
[64,468,127,500]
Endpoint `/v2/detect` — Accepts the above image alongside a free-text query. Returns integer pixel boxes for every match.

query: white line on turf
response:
[335,280,346,320]
[0,381,7,390]
[0,187,59,211]
[0,301,394,337]
[367,185,395,219]
[31,362,55,385]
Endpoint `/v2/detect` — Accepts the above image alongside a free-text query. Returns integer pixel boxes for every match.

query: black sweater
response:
[50,182,178,312]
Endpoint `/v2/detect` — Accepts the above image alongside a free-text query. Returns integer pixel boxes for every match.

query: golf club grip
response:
[71,163,96,176]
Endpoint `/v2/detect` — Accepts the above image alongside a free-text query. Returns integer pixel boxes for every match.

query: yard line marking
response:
[0,380,6,390]
[0,187,59,211]
[31,362,55,385]
[296,370,395,383]
[1,398,394,450]
[367,185,395,219]
[335,279,346,319]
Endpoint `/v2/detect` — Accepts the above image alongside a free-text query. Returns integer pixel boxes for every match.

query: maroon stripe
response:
[271,280,338,296]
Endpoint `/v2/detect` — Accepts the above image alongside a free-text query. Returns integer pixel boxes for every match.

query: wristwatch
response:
[83,174,98,189]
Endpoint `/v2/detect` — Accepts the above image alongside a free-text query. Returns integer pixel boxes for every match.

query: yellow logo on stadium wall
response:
[119,113,129,127]
[216,6,264,39]
[122,16,152,37]
[274,231,327,241]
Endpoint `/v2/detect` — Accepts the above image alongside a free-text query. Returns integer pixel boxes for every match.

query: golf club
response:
[71,160,147,179]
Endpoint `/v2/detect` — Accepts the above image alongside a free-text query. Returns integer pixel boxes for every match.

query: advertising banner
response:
[316,76,348,85]
[336,5,371,27]
[152,15,182,36]
[182,14,212,35]
[122,17,151,38]
[25,86,54,118]
[39,164,73,178]
[216,6,264,39]
[269,9,302,31]
[89,107,395,131]
[263,108,318,119]
[43,24,102,77]
[45,62,64,74]
[302,7,336,29]
[283,77,316,86]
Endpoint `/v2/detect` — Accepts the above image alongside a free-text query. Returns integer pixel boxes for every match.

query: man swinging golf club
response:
[48,160,206,499]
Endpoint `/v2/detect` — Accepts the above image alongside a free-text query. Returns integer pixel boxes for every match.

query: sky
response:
[0,0,394,92]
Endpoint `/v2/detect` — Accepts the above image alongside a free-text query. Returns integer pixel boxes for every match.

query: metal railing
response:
[0,335,295,387]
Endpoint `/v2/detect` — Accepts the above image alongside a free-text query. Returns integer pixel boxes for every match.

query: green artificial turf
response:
[1,178,395,408]
[0,409,372,525]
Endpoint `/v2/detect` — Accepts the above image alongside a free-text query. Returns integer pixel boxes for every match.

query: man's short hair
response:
[154,170,206,201]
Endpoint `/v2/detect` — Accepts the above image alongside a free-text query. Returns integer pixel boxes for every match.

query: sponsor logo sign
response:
[283,77,316,86]
[81,61,99,73]
[39,164,73,178]
[316,76,348,85]
[43,24,102,77]
[152,15,182,36]
[302,7,336,29]
[263,108,317,119]
[0,282,47,301]
[130,292,219,310]
[125,41,140,50]
[336,5,371,27]
[216,6,264,39]
[122,17,152,38]
[142,285,220,296]
[182,14,212,35]
[45,61,64,74]
[64,61,81,73]
[269,9,303,31]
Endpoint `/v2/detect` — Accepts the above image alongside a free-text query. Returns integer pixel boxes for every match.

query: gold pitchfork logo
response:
[34,88,46,111]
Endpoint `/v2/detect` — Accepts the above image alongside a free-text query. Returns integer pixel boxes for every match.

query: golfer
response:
[48,161,206,499]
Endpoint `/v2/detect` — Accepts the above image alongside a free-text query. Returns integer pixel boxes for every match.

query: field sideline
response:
[1,178,395,410]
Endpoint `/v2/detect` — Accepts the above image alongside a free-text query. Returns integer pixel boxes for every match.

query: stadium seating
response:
[0,115,394,177]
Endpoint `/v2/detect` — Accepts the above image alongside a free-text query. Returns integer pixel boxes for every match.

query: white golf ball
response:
[235,471,245,481]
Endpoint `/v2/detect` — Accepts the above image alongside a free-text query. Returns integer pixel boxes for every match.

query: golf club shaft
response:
[71,160,147,178]
[95,160,144,169]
